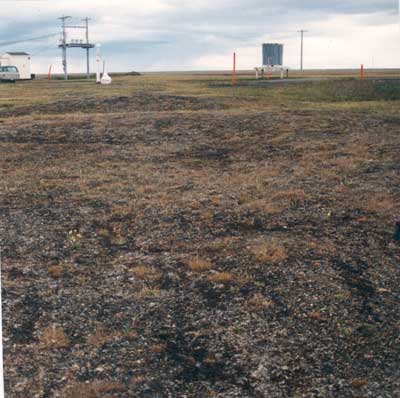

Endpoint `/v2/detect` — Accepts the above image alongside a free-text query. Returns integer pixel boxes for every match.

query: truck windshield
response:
[0,66,18,72]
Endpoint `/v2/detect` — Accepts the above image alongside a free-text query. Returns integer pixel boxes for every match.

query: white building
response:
[0,52,31,79]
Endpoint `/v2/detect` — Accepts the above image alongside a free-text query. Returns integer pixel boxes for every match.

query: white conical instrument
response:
[101,60,112,85]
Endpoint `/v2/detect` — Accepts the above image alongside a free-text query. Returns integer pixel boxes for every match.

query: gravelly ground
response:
[1,77,399,398]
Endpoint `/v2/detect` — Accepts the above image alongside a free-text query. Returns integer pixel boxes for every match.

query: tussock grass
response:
[207,272,234,283]
[87,326,116,347]
[64,381,125,398]
[251,241,287,264]
[131,266,162,282]
[247,294,274,311]
[187,257,213,272]
[40,325,70,349]
[48,265,65,278]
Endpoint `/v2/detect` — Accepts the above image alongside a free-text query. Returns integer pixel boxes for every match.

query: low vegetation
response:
[251,240,287,264]
[187,257,213,272]
[1,71,399,397]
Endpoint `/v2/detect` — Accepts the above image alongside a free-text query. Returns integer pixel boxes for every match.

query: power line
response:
[0,33,58,48]
[31,43,58,56]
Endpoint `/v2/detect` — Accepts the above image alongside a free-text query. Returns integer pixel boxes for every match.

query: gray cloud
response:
[0,0,398,72]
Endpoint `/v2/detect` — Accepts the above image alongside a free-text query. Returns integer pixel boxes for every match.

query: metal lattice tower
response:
[58,16,95,80]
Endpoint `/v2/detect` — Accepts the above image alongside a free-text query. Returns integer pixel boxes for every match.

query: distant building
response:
[0,52,31,79]
[262,44,284,67]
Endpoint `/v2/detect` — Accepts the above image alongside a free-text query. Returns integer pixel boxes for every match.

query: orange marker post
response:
[47,65,52,81]
[360,64,364,80]
[232,52,237,86]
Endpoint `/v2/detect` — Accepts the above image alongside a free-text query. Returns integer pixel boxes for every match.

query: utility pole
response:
[58,16,71,80]
[232,52,237,86]
[82,17,91,79]
[298,29,308,72]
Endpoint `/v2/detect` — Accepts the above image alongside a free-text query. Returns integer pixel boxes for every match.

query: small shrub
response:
[48,265,64,278]
[124,332,137,343]
[187,257,212,272]
[351,378,368,389]
[150,343,167,354]
[134,287,162,299]
[245,199,283,215]
[272,189,306,205]
[41,325,70,349]
[64,381,124,398]
[207,272,234,283]
[131,266,162,282]
[247,293,274,311]
[129,375,146,387]
[308,310,327,321]
[251,241,287,264]
[87,326,116,347]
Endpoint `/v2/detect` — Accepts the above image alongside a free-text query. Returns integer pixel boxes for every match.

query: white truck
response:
[0,66,19,82]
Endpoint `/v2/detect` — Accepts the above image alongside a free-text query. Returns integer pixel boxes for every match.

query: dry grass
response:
[40,325,70,349]
[133,287,162,299]
[48,265,65,278]
[303,239,337,256]
[64,380,125,398]
[125,330,138,341]
[247,293,274,311]
[334,156,362,172]
[350,378,369,389]
[272,189,307,205]
[251,241,287,264]
[187,257,213,272]
[131,265,162,282]
[356,194,396,215]
[308,310,328,322]
[207,272,234,284]
[129,375,146,387]
[150,342,168,354]
[87,326,116,347]
[244,199,283,215]
[205,237,242,254]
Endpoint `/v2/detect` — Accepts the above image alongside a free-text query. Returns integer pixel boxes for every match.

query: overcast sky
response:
[0,0,399,73]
